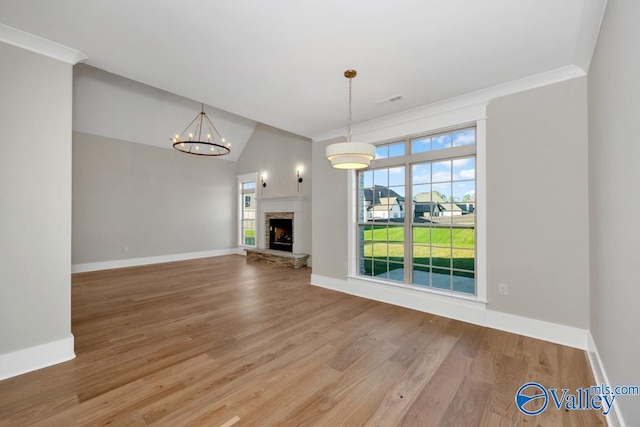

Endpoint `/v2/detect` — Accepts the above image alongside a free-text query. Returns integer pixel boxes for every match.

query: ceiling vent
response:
[376,95,404,105]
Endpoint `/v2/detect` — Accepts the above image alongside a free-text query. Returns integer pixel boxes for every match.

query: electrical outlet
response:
[498,283,508,296]
[123,245,129,253]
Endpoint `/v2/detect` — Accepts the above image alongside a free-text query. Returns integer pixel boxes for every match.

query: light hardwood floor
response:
[0,255,604,426]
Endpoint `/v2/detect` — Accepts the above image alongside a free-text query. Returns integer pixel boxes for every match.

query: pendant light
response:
[325,70,376,169]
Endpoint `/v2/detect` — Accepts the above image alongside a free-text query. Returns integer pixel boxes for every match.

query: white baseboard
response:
[0,335,75,381]
[310,274,589,350]
[587,333,625,427]
[72,248,238,273]
[486,310,588,350]
[313,273,488,323]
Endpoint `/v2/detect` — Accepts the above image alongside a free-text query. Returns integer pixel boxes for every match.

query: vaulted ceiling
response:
[0,1,606,140]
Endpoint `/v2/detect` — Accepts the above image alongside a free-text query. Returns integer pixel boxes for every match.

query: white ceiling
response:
[0,0,606,139]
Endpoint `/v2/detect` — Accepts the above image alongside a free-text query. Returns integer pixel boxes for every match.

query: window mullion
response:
[404,155,412,284]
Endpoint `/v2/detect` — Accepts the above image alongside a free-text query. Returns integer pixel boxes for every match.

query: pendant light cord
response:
[348,77,353,143]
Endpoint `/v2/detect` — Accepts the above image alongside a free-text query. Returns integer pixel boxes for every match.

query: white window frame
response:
[346,106,487,304]
[237,172,257,248]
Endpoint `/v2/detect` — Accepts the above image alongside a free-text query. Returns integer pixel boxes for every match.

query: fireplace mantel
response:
[259,195,306,203]
[259,195,305,215]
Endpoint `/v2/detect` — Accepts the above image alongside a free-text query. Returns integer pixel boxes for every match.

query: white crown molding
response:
[72,248,237,273]
[574,0,608,73]
[311,274,589,350]
[355,103,487,145]
[0,335,75,381]
[311,65,585,143]
[0,23,87,64]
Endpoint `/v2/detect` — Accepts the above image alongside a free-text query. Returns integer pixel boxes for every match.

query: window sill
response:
[347,274,488,306]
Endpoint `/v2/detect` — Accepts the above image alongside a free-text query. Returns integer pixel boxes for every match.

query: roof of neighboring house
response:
[414,192,446,203]
[414,193,475,213]
[440,202,463,212]
[371,197,398,211]
[414,202,474,215]
[363,186,405,205]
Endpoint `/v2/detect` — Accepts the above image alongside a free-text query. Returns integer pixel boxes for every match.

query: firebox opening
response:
[269,218,293,252]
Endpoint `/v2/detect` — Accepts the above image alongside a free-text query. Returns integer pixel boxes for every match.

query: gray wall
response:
[486,77,590,328]
[236,123,312,254]
[588,0,640,424]
[72,132,237,264]
[311,78,590,329]
[0,42,73,353]
[311,137,348,278]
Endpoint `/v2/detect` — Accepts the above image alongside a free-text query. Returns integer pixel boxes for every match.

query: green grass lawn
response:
[361,225,475,275]
[363,226,474,247]
[243,229,256,246]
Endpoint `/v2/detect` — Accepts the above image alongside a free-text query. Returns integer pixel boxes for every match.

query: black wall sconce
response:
[261,172,267,195]
[296,167,303,192]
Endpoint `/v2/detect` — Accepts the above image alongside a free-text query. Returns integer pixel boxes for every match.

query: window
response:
[411,155,476,293]
[358,165,406,282]
[240,180,256,246]
[375,141,405,159]
[357,127,476,296]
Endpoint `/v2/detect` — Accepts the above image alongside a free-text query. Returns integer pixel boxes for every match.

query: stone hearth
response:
[244,248,309,269]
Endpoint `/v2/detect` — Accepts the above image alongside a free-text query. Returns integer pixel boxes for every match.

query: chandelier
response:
[325,69,376,169]
[171,104,230,156]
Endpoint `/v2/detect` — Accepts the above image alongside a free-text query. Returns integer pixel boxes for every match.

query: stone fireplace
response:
[244,197,309,268]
